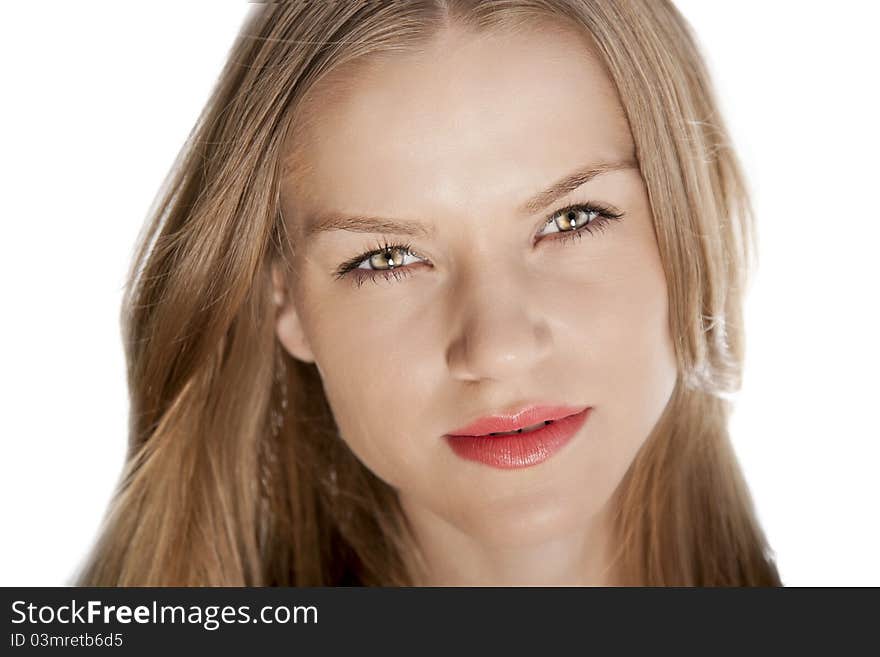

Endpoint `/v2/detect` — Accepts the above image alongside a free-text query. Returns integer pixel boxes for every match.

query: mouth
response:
[444,407,593,469]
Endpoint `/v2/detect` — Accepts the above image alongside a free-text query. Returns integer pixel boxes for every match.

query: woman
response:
[77,0,782,586]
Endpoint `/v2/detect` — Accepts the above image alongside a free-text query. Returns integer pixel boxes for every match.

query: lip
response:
[446,404,590,437]
[444,406,592,469]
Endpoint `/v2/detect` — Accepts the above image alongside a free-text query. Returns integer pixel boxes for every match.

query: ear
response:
[271,261,316,364]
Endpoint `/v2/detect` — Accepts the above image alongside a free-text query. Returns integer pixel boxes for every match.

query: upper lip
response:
[445,403,590,437]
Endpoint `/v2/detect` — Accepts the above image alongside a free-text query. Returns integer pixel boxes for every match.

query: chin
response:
[454,490,601,549]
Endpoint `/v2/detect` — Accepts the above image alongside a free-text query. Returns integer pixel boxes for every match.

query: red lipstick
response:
[444,404,591,469]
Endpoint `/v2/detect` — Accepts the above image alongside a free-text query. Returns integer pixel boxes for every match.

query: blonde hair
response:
[77,0,781,586]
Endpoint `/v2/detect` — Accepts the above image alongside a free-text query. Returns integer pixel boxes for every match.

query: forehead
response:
[283,21,635,233]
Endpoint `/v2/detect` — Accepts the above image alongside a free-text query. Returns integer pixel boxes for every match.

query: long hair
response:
[76,0,782,586]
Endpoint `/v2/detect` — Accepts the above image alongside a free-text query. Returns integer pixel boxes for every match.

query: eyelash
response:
[333,201,625,288]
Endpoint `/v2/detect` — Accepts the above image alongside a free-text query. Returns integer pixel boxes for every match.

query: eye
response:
[332,238,426,288]
[333,201,625,288]
[537,202,623,244]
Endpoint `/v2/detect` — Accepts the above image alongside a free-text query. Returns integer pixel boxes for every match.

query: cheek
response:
[585,250,678,459]
[546,230,675,387]
[299,299,435,488]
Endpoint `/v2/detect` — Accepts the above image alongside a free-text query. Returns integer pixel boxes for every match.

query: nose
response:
[445,258,553,382]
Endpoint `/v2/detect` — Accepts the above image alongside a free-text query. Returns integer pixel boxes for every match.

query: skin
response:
[272,21,678,586]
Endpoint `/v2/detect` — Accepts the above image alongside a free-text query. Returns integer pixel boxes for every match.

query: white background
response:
[1,1,877,586]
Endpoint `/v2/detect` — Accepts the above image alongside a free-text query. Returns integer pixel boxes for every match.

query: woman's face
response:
[276,23,677,550]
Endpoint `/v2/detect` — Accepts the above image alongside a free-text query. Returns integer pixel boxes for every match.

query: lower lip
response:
[444,407,592,470]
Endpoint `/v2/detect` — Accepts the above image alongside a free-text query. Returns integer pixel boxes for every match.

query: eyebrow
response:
[302,158,639,240]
